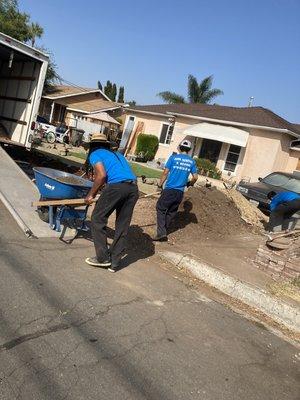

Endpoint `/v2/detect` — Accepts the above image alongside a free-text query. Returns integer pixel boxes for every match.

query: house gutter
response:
[66,106,122,114]
[43,90,100,100]
[166,112,300,137]
[126,108,175,118]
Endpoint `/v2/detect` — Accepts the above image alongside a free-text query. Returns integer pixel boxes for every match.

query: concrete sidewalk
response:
[159,250,300,333]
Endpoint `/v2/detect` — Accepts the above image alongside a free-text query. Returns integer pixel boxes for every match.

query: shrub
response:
[135,134,159,162]
[194,157,222,180]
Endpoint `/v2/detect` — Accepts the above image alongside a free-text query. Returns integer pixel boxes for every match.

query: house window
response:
[159,124,174,145]
[224,145,241,172]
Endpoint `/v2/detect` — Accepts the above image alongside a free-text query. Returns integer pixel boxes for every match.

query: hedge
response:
[194,157,222,179]
[135,134,159,161]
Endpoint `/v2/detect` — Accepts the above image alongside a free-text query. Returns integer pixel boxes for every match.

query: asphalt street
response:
[0,202,299,400]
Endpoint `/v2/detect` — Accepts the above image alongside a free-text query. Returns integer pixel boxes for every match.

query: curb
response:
[159,251,300,333]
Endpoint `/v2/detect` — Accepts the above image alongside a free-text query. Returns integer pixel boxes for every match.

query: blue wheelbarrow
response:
[33,167,93,236]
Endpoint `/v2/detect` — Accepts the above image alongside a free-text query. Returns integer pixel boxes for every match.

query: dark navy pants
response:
[156,189,184,237]
[91,182,138,266]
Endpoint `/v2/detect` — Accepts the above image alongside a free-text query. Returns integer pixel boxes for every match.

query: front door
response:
[199,139,222,165]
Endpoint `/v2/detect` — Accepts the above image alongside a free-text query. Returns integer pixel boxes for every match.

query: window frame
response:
[159,122,174,146]
[223,144,242,173]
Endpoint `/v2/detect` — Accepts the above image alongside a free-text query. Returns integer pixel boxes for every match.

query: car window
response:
[262,173,290,186]
[283,178,300,193]
[263,173,300,193]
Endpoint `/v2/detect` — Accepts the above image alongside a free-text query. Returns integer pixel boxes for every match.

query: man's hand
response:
[84,195,94,205]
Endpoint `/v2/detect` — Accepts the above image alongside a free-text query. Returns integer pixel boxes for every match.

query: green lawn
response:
[68,151,87,160]
[67,152,162,178]
[129,162,162,178]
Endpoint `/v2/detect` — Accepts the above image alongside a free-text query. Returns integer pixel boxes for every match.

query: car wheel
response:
[46,131,56,143]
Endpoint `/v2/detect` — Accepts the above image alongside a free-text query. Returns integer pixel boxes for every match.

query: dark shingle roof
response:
[129,104,300,135]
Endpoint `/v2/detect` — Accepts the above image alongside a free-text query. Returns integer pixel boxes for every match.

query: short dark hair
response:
[267,191,277,200]
[179,145,190,153]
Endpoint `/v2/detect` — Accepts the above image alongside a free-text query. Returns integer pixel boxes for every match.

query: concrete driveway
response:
[0,203,299,400]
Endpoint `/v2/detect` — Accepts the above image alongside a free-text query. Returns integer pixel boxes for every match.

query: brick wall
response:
[254,244,300,280]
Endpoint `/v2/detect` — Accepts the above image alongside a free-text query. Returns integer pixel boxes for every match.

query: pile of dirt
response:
[222,188,268,227]
[131,186,266,242]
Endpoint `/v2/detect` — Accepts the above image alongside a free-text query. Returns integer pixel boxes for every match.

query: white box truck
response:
[0,32,49,148]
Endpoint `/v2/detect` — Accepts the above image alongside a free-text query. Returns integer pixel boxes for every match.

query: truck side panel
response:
[0,58,41,145]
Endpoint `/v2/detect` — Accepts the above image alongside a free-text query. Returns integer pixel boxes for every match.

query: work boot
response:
[108,265,118,273]
[152,235,168,242]
[85,257,111,267]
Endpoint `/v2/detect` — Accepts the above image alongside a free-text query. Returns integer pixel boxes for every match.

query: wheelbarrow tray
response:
[33,167,92,199]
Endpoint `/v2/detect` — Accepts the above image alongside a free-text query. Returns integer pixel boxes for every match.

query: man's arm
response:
[84,163,106,204]
[188,173,198,186]
[158,168,169,188]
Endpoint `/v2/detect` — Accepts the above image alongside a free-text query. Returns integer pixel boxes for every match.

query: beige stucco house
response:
[122,104,300,182]
[39,85,123,127]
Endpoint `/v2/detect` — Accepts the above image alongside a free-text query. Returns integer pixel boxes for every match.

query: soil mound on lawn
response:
[132,186,266,241]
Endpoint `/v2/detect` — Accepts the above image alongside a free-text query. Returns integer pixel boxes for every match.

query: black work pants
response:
[269,199,300,231]
[91,182,139,266]
[156,189,183,237]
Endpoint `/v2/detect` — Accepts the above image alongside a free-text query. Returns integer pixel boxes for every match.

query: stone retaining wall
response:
[254,245,300,280]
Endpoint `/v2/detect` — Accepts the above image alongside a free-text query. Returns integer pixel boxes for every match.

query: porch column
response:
[49,101,55,123]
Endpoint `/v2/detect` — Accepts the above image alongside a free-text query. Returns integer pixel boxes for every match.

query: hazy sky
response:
[20,0,300,122]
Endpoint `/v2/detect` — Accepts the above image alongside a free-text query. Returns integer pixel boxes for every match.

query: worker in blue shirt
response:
[267,191,300,231]
[84,133,138,272]
[153,139,198,241]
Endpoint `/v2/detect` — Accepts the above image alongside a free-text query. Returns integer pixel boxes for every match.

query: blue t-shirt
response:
[164,153,197,191]
[270,191,300,211]
[89,149,136,184]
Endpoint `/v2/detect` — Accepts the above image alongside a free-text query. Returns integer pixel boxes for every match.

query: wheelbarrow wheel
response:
[37,203,57,223]
[37,206,49,223]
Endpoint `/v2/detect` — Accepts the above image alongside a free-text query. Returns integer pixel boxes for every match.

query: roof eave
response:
[66,105,122,114]
[126,108,300,137]
[167,112,300,136]
[43,89,101,100]
[126,108,173,118]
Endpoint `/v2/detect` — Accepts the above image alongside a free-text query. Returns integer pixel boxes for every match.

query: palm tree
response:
[156,91,185,104]
[28,22,43,47]
[158,75,223,104]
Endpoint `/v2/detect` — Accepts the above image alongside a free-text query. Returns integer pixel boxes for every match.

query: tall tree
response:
[28,22,43,47]
[104,80,112,98]
[111,83,117,101]
[157,91,185,104]
[97,80,103,91]
[117,86,124,103]
[0,0,58,93]
[158,75,223,104]
[0,0,32,42]
[39,47,59,93]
